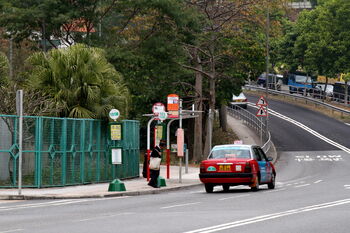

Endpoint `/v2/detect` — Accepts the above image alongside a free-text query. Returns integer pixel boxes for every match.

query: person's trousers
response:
[148,169,160,188]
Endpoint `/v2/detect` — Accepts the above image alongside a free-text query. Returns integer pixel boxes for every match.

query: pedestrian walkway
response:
[0,116,267,200]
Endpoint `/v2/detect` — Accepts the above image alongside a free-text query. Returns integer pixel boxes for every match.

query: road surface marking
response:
[314,180,322,184]
[0,199,89,211]
[161,202,201,209]
[248,103,350,154]
[295,155,344,162]
[0,229,23,233]
[344,185,350,189]
[74,212,133,222]
[183,198,350,233]
[265,188,286,193]
[218,194,250,201]
[345,123,350,126]
[0,196,131,212]
[295,184,311,188]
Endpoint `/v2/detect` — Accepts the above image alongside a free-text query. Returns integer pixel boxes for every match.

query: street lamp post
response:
[265,0,270,135]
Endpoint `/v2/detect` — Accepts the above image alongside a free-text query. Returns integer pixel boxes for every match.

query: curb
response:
[0,183,203,200]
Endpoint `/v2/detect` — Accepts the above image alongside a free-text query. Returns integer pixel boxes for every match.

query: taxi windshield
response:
[208,147,251,159]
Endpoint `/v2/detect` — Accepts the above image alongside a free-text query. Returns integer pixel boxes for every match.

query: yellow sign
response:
[110,124,122,140]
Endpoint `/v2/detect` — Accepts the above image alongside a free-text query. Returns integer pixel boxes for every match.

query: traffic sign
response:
[152,103,166,115]
[109,109,120,121]
[158,111,168,121]
[256,106,268,117]
[256,96,268,106]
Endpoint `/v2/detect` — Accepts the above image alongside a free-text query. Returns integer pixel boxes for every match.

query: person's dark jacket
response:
[150,146,161,159]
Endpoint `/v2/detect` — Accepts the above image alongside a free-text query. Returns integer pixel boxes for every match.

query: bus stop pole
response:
[179,99,183,183]
[166,119,176,179]
[146,117,155,181]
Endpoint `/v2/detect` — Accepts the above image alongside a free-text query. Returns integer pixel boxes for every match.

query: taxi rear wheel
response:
[268,174,276,189]
[205,184,214,193]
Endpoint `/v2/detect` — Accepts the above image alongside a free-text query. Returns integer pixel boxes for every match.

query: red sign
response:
[167,94,179,118]
[256,106,268,117]
[256,96,268,106]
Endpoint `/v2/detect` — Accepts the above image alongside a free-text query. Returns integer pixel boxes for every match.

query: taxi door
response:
[252,147,268,183]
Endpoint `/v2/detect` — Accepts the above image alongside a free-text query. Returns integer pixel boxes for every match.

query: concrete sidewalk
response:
[0,115,269,200]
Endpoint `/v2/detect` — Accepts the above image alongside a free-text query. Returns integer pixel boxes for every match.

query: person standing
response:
[148,139,166,188]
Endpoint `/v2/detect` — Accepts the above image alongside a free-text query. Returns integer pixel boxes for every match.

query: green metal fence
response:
[0,115,139,188]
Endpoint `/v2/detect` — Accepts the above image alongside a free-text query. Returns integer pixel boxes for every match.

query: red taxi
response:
[199,144,276,193]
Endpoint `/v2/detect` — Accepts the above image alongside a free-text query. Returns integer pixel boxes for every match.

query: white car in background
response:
[231,92,247,109]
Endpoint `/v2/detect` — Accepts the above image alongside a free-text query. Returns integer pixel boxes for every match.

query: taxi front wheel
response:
[251,176,260,191]
[205,184,214,193]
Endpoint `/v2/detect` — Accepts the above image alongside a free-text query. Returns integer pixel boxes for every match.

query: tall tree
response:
[182,0,283,160]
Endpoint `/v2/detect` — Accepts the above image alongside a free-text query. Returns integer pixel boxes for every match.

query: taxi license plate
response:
[219,165,231,171]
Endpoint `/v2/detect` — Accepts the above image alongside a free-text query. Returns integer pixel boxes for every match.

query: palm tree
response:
[26,44,130,119]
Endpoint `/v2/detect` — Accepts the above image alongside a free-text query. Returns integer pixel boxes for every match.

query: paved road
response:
[246,94,350,152]
[1,96,350,233]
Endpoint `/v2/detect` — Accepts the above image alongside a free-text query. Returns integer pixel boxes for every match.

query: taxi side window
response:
[253,148,262,161]
[258,148,268,161]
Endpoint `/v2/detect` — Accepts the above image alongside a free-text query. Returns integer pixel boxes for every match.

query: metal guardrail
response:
[245,85,350,118]
[227,106,272,154]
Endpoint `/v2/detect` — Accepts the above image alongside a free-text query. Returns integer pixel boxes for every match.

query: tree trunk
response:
[203,109,212,159]
[193,48,203,162]
[219,104,227,132]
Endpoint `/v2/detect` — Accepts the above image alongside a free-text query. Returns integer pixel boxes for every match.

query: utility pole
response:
[265,1,270,135]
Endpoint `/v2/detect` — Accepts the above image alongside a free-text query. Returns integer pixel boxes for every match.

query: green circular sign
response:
[109,109,120,120]
[158,111,168,121]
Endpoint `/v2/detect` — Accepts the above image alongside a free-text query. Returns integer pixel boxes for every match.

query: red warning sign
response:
[256,96,268,106]
[256,106,268,117]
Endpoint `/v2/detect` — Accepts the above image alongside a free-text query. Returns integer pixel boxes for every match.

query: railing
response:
[245,85,350,118]
[227,105,272,154]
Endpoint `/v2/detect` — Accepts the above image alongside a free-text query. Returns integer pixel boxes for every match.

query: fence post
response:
[96,122,101,182]
[35,117,43,188]
[80,120,86,183]
[61,118,67,186]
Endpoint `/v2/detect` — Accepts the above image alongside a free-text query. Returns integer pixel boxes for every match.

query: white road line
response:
[314,180,323,184]
[295,184,311,188]
[0,199,89,211]
[0,229,23,233]
[74,212,133,222]
[218,194,250,201]
[345,123,350,126]
[265,188,287,193]
[248,103,350,154]
[0,196,131,212]
[161,202,201,209]
[183,198,350,233]
[189,191,203,194]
